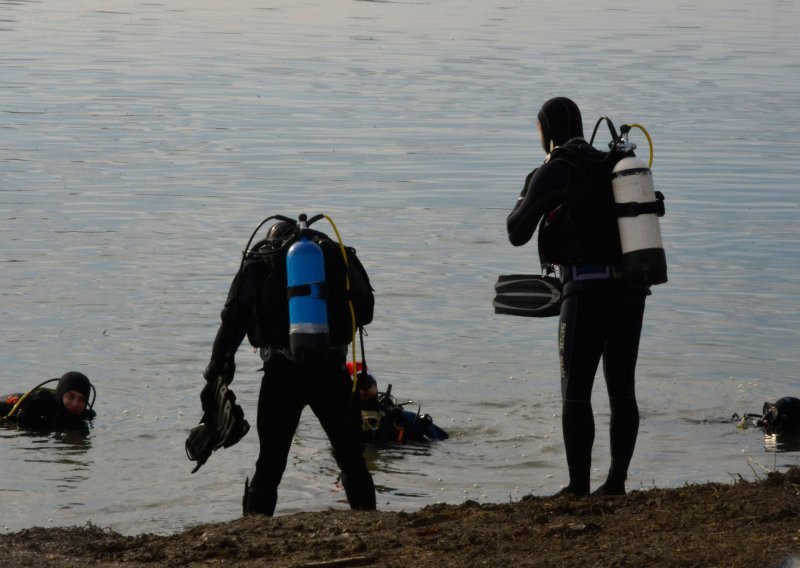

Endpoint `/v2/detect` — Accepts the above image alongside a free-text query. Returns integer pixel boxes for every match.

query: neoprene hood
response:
[56,371,92,402]
[537,97,584,152]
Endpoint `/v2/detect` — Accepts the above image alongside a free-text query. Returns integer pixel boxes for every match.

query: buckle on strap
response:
[571,265,611,281]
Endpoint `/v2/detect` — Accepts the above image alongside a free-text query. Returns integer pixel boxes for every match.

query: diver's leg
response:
[558,292,604,496]
[310,362,376,511]
[246,356,303,515]
[596,288,646,495]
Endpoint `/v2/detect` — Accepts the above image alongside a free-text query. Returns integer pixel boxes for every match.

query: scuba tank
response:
[606,123,668,286]
[286,214,331,361]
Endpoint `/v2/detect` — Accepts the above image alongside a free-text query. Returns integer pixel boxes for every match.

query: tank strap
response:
[611,166,650,179]
[286,282,329,299]
[615,191,665,218]
[562,265,626,282]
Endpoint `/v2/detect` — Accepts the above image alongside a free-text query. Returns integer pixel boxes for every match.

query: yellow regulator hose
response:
[629,123,654,168]
[322,214,360,393]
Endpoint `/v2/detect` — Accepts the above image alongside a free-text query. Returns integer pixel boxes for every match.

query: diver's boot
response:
[592,460,629,496]
[341,469,377,511]
[553,466,590,498]
[242,478,277,516]
[591,484,625,496]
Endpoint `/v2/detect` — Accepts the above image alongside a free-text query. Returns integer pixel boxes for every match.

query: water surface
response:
[1,0,799,535]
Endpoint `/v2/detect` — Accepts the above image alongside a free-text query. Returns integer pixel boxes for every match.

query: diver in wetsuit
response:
[506,97,649,496]
[198,218,376,516]
[1,371,96,431]
[351,362,448,445]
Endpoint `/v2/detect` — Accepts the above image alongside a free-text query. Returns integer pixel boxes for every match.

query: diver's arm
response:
[204,267,256,384]
[506,162,570,247]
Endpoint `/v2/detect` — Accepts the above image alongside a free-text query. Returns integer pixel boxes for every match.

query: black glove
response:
[203,359,235,385]
[187,375,250,473]
[200,379,218,416]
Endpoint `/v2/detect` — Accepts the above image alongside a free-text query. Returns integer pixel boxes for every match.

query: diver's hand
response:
[203,355,235,385]
[200,378,218,416]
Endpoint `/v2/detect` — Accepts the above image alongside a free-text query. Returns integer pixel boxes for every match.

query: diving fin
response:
[186,376,250,473]
[493,274,562,318]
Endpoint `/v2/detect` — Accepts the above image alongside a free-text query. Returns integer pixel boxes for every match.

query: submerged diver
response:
[506,97,653,496]
[758,397,800,435]
[736,397,800,435]
[190,215,376,516]
[350,361,448,445]
[0,371,96,431]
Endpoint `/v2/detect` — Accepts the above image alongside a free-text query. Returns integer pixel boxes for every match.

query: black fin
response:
[493,274,562,318]
[186,378,250,473]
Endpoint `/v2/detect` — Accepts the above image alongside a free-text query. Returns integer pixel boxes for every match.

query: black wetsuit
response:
[507,97,648,496]
[1,388,95,431]
[205,230,376,515]
[358,375,449,445]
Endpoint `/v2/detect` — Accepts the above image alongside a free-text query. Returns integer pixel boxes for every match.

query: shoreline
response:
[3,467,799,567]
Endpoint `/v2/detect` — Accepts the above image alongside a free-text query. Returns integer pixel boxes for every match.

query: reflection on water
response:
[1,427,92,475]
[763,434,800,454]
[366,444,440,499]
[0,427,93,526]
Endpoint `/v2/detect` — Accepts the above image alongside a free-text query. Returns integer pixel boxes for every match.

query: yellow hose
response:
[3,378,59,420]
[322,214,360,392]
[629,123,654,168]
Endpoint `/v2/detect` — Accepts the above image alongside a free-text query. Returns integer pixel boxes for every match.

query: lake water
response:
[2,0,799,535]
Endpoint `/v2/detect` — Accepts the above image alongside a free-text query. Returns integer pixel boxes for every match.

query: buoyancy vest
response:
[537,142,630,267]
[244,231,374,350]
[0,393,24,417]
[362,406,449,445]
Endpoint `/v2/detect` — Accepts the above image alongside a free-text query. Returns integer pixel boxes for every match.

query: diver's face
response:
[62,390,87,415]
[536,119,549,154]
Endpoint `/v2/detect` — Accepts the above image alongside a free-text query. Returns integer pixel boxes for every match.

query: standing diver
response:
[1,371,96,431]
[188,214,376,516]
[506,97,657,496]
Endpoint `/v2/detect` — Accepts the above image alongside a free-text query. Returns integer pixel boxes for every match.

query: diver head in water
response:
[56,371,93,417]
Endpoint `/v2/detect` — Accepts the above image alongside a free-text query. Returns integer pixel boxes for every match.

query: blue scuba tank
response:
[286,215,331,361]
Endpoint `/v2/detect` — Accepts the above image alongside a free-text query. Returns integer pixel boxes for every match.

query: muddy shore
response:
[3,468,800,567]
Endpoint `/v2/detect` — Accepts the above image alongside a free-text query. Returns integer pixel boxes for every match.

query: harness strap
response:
[563,265,625,282]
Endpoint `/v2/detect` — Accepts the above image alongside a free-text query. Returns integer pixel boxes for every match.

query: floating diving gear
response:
[493,273,563,318]
[186,375,250,473]
[286,214,331,362]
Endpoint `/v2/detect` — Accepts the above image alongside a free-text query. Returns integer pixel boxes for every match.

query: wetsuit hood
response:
[56,372,92,408]
[266,221,296,243]
[265,221,329,246]
[537,97,584,152]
